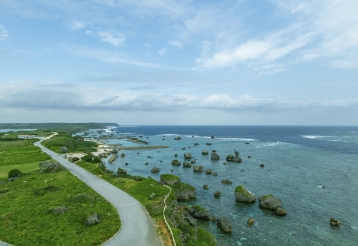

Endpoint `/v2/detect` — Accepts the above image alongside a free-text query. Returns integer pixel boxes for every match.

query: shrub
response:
[8,169,22,178]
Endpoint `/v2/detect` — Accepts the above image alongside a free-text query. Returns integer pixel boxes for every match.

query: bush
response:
[8,169,22,178]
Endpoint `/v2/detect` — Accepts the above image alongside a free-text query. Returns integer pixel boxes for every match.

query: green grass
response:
[0,171,120,246]
[42,133,97,153]
[160,174,180,181]
[0,162,39,179]
[0,139,51,166]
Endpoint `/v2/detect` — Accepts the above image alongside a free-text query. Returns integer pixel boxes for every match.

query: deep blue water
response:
[99,126,358,245]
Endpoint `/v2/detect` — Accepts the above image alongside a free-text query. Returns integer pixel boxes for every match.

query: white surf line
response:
[117,202,140,208]
[162,184,177,246]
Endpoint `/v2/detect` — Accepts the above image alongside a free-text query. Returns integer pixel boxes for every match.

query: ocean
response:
[101,125,358,246]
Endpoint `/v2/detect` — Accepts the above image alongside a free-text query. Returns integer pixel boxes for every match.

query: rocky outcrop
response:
[193,165,203,172]
[213,172,217,176]
[211,151,220,160]
[60,146,68,153]
[160,174,180,185]
[120,152,125,157]
[184,152,192,160]
[247,218,255,227]
[206,142,212,146]
[39,161,65,173]
[151,166,160,173]
[183,162,192,168]
[108,154,118,164]
[217,216,232,233]
[260,164,264,167]
[174,137,181,140]
[275,207,287,216]
[49,206,67,215]
[202,150,209,155]
[189,206,210,220]
[221,179,232,184]
[330,218,342,226]
[172,183,196,201]
[205,169,212,175]
[190,159,196,164]
[226,151,241,162]
[258,194,282,210]
[86,212,100,225]
[172,160,181,166]
[203,184,209,190]
[214,191,221,198]
[235,185,256,203]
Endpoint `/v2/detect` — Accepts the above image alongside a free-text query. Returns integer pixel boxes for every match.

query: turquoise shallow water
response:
[87,126,358,245]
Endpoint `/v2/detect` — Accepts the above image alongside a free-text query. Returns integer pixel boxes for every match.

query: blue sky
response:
[1,0,358,125]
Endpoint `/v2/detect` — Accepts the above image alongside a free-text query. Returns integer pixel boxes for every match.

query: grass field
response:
[0,134,120,246]
[42,133,97,153]
[0,162,39,179]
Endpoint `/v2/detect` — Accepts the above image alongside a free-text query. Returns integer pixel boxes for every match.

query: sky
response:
[1,0,358,125]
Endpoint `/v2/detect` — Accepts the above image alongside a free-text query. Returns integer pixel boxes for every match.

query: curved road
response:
[33,138,162,246]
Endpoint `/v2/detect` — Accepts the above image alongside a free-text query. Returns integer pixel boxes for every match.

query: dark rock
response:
[189,206,210,220]
[145,162,148,165]
[330,218,342,226]
[121,153,125,157]
[174,137,181,140]
[245,142,249,144]
[86,212,100,225]
[206,142,212,146]
[214,191,221,197]
[205,169,212,175]
[125,163,128,166]
[275,207,287,216]
[151,166,160,173]
[226,154,234,161]
[203,184,209,190]
[182,147,185,150]
[194,143,199,146]
[258,194,282,210]
[184,152,192,160]
[217,216,232,233]
[221,179,232,184]
[191,159,196,164]
[211,152,220,160]
[183,162,192,168]
[260,164,265,168]
[247,218,255,227]
[202,150,209,155]
[193,165,203,172]
[248,156,251,158]
[235,185,256,203]
[213,172,217,176]
[172,160,181,166]
[174,154,178,157]
[211,136,214,138]
[223,162,227,165]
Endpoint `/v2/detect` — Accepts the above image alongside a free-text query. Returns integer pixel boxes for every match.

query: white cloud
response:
[168,40,183,49]
[0,24,9,41]
[159,48,166,55]
[1,82,358,113]
[98,31,125,47]
[63,44,160,67]
[69,20,86,30]
[85,29,125,47]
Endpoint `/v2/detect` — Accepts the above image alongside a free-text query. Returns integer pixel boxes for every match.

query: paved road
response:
[33,139,162,246]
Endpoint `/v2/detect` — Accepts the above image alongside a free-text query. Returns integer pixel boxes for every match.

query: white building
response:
[18,135,36,139]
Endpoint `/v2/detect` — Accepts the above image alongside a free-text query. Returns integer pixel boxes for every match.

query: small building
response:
[18,135,36,139]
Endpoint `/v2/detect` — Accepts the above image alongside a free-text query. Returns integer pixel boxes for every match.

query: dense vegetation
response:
[42,133,98,153]
[0,123,118,134]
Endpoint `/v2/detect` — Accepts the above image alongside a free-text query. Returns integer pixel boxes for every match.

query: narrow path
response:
[34,136,162,246]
